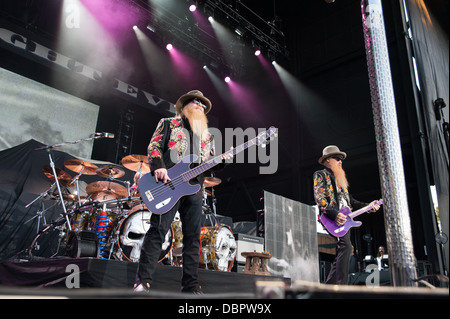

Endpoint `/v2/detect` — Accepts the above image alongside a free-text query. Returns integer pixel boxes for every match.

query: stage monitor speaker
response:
[234,233,264,264]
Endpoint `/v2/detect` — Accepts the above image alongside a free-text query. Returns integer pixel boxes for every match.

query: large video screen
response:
[0,66,99,159]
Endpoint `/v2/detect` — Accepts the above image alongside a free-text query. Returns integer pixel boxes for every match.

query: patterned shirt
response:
[313,168,366,222]
[147,116,216,184]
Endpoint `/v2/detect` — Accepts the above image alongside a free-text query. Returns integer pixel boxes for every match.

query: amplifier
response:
[234,233,264,264]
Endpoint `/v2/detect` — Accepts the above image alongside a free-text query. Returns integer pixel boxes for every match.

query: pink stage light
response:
[224,76,231,83]
[254,50,261,56]
[81,0,140,39]
[166,43,173,51]
[189,4,197,12]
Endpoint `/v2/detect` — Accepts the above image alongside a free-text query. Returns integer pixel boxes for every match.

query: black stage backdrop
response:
[0,139,135,260]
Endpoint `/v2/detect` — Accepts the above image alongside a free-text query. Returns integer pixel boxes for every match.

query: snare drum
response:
[199,224,236,272]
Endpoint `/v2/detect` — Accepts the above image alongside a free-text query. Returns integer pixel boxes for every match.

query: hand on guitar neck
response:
[367,200,381,213]
[334,200,381,225]
[320,199,383,237]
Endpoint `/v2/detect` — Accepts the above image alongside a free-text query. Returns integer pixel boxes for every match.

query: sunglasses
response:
[184,98,207,110]
[329,155,344,161]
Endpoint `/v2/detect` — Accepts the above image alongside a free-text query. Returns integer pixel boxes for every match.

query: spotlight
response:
[254,50,261,56]
[224,76,231,83]
[166,43,173,51]
[189,4,197,12]
[133,25,138,30]
[208,16,214,23]
[203,65,208,69]
[234,27,244,37]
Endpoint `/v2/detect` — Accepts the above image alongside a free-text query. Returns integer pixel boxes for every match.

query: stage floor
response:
[0,257,447,300]
[0,257,288,297]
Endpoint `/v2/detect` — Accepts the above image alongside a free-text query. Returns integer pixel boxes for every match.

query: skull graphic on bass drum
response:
[118,206,172,262]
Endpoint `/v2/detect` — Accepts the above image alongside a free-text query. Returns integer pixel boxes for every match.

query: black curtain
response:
[406,0,449,274]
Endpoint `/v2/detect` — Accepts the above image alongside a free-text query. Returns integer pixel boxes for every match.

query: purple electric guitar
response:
[320,199,383,237]
[138,127,277,215]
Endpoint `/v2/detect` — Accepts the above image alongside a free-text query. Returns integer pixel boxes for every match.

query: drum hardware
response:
[171,213,183,257]
[86,181,129,201]
[42,165,75,188]
[92,203,118,258]
[67,169,88,207]
[95,164,126,179]
[201,247,210,269]
[26,215,69,258]
[121,154,150,174]
[203,176,222,188]
[121,154,149,199]
[24,190,61,235]
[42,151,71,230]
[66,230,100,258]
[24,183,66,250]
[110,178,132,199]
[52,193,87,202]
[64,160,98,210]
[32,133,119,234]
[202,175,221,225]
[64,159,99,175]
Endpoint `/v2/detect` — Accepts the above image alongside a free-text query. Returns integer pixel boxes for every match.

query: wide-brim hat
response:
[318,145,347,165]
[175,90,212,114]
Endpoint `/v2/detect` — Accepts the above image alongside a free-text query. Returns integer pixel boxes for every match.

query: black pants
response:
[326,232,352,285]
[136,190,203,291]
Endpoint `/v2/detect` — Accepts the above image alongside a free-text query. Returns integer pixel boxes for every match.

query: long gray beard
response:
[332,166,349,190]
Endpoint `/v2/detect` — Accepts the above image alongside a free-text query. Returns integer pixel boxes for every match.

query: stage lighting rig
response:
[130,0,288,78]
[203,0,288,60]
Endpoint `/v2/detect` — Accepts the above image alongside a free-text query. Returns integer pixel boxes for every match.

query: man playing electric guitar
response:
[134,90,231,293]
[313,145,380,285]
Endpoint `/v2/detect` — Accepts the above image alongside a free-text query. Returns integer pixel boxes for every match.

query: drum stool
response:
[241,251,272,276]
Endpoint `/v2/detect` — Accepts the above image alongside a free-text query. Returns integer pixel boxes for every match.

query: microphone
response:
[94,132,115,139]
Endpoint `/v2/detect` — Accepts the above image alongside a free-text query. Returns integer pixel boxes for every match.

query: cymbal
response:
[203,177,222,188]
[121,154,150,173]
[52,193,87,202]
[86,181,128,200]
[42,165,75,187]
[64,159,98,175]
[96,164,125,179]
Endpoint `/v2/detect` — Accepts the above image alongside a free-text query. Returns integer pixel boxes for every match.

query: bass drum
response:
[199,224,237,272]
[116,205,173,263]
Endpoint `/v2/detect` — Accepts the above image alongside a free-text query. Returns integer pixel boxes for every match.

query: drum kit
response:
[27,154,237,272]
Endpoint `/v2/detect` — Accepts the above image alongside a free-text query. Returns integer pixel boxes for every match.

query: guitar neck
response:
[183,138,257,180]
[349,199,383,219]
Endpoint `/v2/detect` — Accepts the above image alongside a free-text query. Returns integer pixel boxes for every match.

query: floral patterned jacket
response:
[313,168,366,222]
[147,116,216,184]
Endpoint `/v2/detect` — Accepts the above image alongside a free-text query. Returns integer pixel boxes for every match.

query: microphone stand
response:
[34,133,114,231]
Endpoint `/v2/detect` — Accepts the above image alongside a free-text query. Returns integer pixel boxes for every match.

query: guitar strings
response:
[144,156,221,198]
[144,149,232,198]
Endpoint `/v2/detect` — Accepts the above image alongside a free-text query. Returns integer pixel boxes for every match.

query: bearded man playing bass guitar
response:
[313,145,380,285]
[134,90,230,294]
